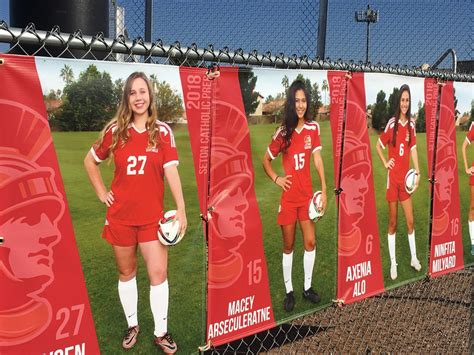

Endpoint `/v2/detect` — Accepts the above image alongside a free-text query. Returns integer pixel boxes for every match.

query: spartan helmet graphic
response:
[431,130,456,237]
[338,124,372,257]
[207,99,253,289]
[0,99,65,346]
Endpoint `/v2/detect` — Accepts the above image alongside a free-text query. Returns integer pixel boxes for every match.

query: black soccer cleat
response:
[302,287,321,304]
[283,291,295,312]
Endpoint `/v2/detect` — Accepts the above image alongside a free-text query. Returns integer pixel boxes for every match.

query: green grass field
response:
[52,122,474,354]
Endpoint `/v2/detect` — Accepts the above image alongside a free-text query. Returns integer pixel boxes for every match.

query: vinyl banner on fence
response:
[328,72,384,304]
[181,67,275,346]
[0,55,99,354]
[424,79,464,276]
[1,54,473,353]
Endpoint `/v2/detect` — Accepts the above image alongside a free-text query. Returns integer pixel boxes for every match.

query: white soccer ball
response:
[158,210,184,246]
[308,191,324,221]
[405,168,418,194]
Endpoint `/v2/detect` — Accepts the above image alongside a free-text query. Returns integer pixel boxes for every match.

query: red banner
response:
[329,71,385,304]
[180,67,275,346]
[0,55,99,353]
[424,79,464,276]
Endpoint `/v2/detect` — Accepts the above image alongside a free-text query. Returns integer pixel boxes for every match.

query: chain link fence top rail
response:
[109,0,472,68]
[0,23,472,82]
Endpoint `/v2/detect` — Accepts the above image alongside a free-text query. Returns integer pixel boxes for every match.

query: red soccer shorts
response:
[277,199,311,225]
[102,220,158,246]
[386,176,411,202]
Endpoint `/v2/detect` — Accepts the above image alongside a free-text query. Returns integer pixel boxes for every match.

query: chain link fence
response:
[108,0,472,69]
[0,18,472,354]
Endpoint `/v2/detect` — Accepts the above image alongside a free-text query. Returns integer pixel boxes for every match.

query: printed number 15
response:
[294,153,305,170]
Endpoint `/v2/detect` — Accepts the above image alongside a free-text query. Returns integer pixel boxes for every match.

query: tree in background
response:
[56,65,115,131]
[238,69,260,116]
[416,100,426,133]
[321,79,329,105]
[60,64,74,85]
[150,74,184,122]
[281,75,289,93]
[387,87,400,120]
[371,90,388,131]
[112,78,124,108]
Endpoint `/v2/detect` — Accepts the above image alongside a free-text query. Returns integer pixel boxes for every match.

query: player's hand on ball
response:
[414,171,420,192]
[385,158,395,170]
[276,175,292,192]
[100,190,114,207]
[174,208,187,237]
[320,190,327,212]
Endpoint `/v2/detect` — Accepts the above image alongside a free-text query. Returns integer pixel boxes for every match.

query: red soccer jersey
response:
[466,122,474,168]
[466,122,474,145]
[91,121,178,225]
[378,117,417,183]
[267,121,322,203]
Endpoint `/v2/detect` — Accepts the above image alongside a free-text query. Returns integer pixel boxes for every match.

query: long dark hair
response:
[391,84,411,147]
[281,80,311,153]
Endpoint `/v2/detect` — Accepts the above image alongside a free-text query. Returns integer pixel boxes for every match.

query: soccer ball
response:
[308,191,324,221]
[405,169,418,194]
[158,210,184,246]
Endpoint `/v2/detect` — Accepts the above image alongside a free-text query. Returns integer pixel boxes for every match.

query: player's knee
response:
[304,240,315,251]
[388,220,397,233]
[149,268,167,285]
[118,267,137,280]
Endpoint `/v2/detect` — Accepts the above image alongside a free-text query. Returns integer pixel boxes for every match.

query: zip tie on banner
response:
[198,340,212,352]
[0,58,4,65]
[0,235,4,245]
[332,299,345,308]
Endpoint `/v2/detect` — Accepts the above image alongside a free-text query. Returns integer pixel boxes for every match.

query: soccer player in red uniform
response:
[461,122,474,255]
[376,84,421,280]
[263,80,327,312]
[84,72,186,353]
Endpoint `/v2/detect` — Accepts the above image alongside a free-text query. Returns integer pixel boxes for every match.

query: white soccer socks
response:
[282,252,293,294]
[303,249,316,291]
[150,279,169,338]
[388,234,397,280]
[408,231,421,271]
[118,277,138,327]
[469,221,474,255]
[469,220,474,245]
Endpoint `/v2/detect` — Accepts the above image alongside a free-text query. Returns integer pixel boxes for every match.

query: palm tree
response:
[322,79,329,106]
[60,65,74,85]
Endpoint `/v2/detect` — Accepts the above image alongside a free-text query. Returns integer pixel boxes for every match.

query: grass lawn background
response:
[52,122,473,354]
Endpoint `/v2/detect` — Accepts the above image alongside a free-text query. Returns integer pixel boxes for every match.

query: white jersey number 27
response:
[127,155,147,175]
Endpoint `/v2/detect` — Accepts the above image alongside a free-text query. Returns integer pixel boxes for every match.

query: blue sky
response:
[1,1,472,67]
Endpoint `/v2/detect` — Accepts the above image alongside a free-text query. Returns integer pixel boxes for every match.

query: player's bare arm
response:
[312,150,327,211]
[410,147,421,191]
[462,139,473,175]
[376,140,394,170]
[84,151,114,207]
[164,165,187,237]
[262,151,292,192]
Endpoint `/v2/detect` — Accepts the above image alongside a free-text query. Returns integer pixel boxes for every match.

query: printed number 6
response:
[399,143,404,157]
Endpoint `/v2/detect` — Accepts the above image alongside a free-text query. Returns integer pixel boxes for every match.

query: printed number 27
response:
[127,155,147,175]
